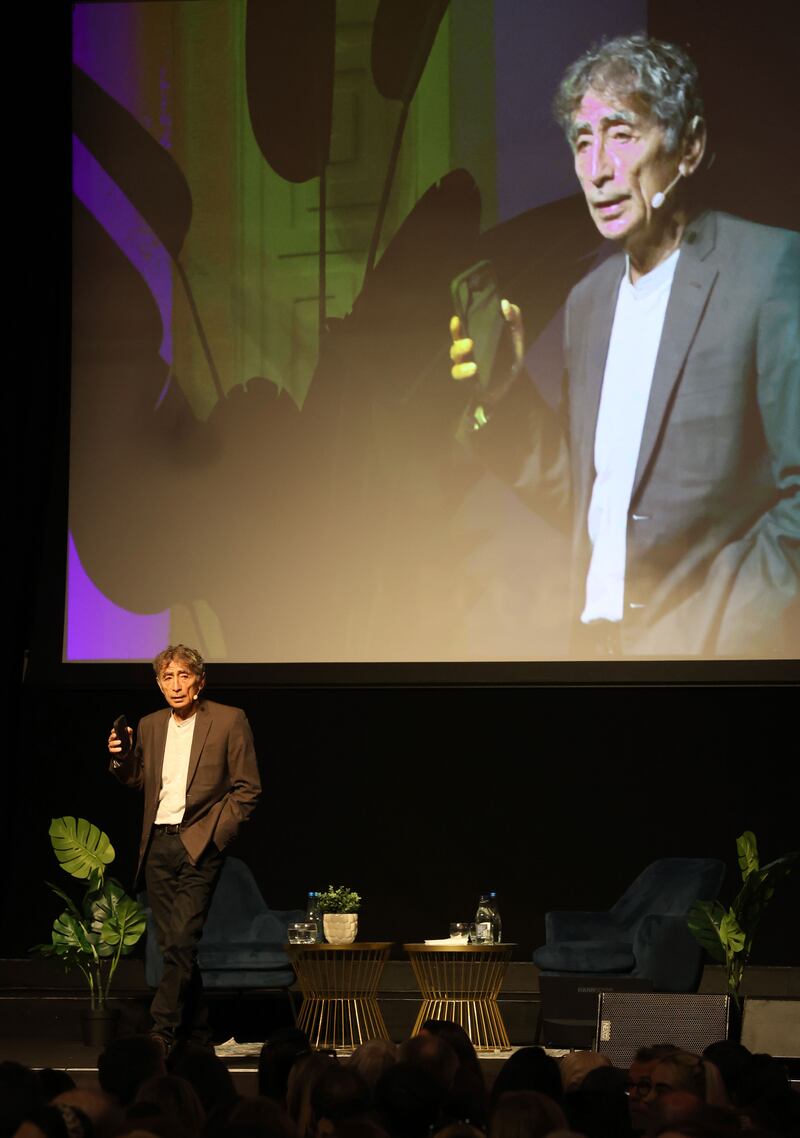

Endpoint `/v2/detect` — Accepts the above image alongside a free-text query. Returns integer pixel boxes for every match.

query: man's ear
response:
[681,115,706,177]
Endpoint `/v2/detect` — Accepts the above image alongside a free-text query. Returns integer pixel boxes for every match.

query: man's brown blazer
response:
[110,698,261,883]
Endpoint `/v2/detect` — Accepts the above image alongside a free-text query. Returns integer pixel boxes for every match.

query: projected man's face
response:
[158,658,205,717]
[571,88,677,251]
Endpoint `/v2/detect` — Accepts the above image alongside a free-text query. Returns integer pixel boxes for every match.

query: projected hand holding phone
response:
[449,260,524,429]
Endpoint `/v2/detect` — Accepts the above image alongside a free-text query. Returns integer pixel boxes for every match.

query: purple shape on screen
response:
[66,532,169,661]
[72,2,173,362]
[494,0,647,220]
[73,3,141,121]
[73,134,173,364]
[73,5,174,150]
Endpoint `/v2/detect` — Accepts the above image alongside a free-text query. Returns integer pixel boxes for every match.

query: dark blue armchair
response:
[533,857,726,1046]
[144,857,304,1000]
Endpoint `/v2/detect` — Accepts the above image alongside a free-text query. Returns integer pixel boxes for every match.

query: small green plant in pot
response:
[31,817,146,1042]
[688,831,798,1008]
[317,885,361,944]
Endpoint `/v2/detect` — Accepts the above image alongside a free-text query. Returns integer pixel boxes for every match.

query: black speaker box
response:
[537,975,652,1049]
[596,991,731,1067]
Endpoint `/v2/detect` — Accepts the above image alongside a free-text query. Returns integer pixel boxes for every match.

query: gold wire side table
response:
[287,942,392,1052]
[404,943,514,1052]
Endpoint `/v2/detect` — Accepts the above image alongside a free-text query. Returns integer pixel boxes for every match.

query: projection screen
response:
[68,0,800,664]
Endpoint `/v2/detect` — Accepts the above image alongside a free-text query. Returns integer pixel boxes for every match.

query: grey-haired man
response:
[451,34,799,657]
[108,644,261,1051]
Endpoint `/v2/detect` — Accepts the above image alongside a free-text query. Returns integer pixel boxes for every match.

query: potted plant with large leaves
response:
[688,831,798,1012]
[317,885,361,944]
[31,817,147,1046]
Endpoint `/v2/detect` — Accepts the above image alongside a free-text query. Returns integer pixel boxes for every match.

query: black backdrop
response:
[5,677,800,962]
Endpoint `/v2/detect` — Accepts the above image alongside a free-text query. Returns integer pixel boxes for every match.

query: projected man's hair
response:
[553,33,704,153]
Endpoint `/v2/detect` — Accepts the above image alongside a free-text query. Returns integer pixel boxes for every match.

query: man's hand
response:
[450,300,525,437]
[449,315,477,382]
[449,299,525,383]
[501,299,525,367]
[108,727,133,754]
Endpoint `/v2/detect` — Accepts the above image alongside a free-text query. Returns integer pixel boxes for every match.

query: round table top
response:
[286,941,393,951]
[403,942,516,952]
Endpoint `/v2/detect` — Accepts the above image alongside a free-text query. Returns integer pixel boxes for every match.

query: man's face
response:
[571,87,678,249]
[158,657,204,714]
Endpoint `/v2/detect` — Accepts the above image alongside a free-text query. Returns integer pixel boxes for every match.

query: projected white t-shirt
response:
[582,250,680,624]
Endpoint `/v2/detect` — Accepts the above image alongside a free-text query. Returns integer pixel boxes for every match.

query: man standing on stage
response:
[450,33,799,657]
[108,644,261,1052]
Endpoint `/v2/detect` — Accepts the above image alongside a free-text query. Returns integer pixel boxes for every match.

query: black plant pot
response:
[80,1006,120,1048]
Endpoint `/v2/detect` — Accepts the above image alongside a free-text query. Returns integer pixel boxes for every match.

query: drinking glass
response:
[469,921,490,944]
[288,922,317,944]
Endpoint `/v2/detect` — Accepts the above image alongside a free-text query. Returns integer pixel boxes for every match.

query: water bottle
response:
[474,891,501,944]
[305,890,322,943]
[489,893,502,944]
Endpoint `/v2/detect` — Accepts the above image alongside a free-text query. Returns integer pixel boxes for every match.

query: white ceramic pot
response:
[323,913,358,944]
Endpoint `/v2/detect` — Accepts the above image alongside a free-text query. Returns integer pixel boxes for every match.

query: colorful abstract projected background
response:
[68,0,797,662]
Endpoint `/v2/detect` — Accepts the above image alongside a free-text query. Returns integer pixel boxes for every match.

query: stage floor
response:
[3,1036,797,1099]
[2,961,797,1090]
[0,1036,538,1096]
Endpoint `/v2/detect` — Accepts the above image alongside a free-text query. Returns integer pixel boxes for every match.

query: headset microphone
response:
[651,164,686,209]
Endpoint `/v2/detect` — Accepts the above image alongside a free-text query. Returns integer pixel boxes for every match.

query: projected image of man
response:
[451,34,799,657]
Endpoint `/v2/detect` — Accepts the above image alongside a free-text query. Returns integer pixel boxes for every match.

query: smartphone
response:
[112,714,130,757]
[450,259,514,391]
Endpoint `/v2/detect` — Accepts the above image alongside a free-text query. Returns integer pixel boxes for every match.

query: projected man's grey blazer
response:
[478,210,800,656]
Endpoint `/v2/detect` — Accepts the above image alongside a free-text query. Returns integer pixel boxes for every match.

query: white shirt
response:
[154,712,197,824]
[581,250,680,623]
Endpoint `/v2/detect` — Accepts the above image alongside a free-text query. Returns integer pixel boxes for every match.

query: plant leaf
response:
[87,866,105,895]
[734,854,798,938]
[30,942,84,974]
[102,895,147,952]
[49,817,114,881]
[52,912,97,955]
[687,900,727,962]
[372,0,450,104]
[719,910,746,954]
[246,0,335,183]
[755,855,800,878]
[736,831,759,881]
[88,878,126,933]
[317,885,361,913]
[45,881,82,919]
[87,879,146,955]
[73,64,193,260]
[30,942,58,958]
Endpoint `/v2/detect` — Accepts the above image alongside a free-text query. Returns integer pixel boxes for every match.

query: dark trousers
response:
[145,830,224,1043]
